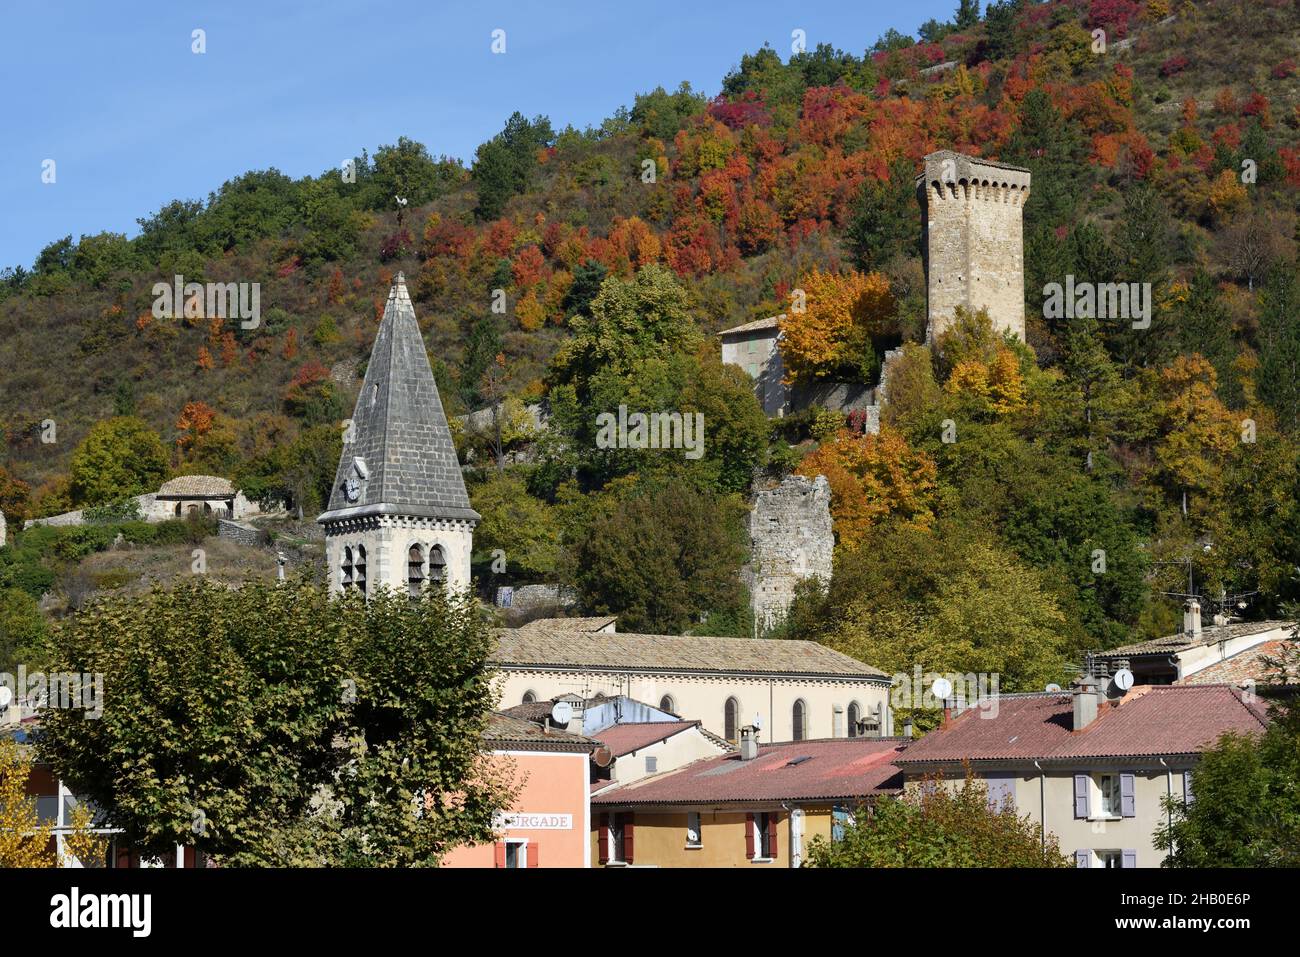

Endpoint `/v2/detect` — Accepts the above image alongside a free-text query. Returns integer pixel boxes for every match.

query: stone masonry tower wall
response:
[918,150,1031,342]
[743,474,834,632]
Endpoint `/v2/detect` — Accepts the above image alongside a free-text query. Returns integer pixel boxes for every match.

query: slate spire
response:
[318,273,478,523]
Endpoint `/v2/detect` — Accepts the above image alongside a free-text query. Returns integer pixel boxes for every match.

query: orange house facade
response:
[442,714,596,869]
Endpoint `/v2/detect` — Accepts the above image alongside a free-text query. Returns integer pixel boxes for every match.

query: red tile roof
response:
[592,737,908,806]
[1178,639,1298,686]
[895,685,1269,766]
[592,721,701,757]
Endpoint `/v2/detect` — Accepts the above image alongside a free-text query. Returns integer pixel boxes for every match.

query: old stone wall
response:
[919,150,1030,343]
[743,474,834,632]
[218,519,262,547]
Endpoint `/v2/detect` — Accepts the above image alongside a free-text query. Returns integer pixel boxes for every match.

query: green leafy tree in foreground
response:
[805,772,1070,867]
[37,578,513,866]
[1156,640,1300,867]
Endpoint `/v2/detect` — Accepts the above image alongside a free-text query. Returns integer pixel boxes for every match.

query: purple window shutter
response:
[1183,770,1195,805]
[1075,849,1091,868]
[1122,849,1137,869]
[1120,773,1136,818]
[1073,774,1090,819]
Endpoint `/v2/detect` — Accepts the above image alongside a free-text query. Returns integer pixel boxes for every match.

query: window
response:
[504,840,526,869]
[686,812,701,848]
[407,544,425,598]
[724,697,740,743]
[354,545,367,596]
[847,702,861,738]
[645,756,657,774]
[792,700,806,742]
[1098,774,1121,818]
[659,694,676,714]
[521,690,536,704]
[751,812,775,860]
[428,544,446,583]
[1096,850,1122,869]
[603,812,632,864]
[341,546,354,590]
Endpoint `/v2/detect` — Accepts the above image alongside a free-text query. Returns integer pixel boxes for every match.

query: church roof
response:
[491,626,888,680]
[318,274,479,524]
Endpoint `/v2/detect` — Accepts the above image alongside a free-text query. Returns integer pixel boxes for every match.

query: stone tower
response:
[743,474,834,632]
[917,150,1031,342]
[318,274,479,596]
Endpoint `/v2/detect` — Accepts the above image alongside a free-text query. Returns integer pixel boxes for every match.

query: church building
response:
[318,273,479,595]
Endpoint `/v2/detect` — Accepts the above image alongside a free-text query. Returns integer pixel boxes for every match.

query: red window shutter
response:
[494,842,506,869]
[768,815,778,859]
[598,813,609,865]
[745,812,755,859]
[624,815,635,865]
[528,842,540,868]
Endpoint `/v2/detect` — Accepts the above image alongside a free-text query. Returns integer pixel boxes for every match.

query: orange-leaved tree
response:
[779,268,894,386]
[796,426,938,550]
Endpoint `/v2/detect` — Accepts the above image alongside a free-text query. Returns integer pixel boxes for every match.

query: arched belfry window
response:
[792,699,806,741]
[341,546,354,590]
[407,544,425,598]
[354,545,367,596]
[724,697,740,744]
[428,545,447,583]
[848,702,861,738]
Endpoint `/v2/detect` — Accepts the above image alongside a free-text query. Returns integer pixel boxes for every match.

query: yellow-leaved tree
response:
[0,736,106,867]
[796,426,938,550]
[779,268,895,385]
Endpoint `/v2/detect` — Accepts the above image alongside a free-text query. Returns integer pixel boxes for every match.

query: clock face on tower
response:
[344,477,360,502]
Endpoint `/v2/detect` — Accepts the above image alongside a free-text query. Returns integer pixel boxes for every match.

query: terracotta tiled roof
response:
[157,475,234,497]
[492,628,886,679]
[593,737,909,806]
[717,315,781,337]
[1178,640,1298,686]
[1096,621,1291,658]
[516,616,617,634]
[894,685,1270,766]
[593,721,702,757]
[482,713,596,754]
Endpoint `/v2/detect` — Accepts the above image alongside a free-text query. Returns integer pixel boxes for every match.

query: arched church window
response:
[407,544,425,598]
[428,545,447,583]
[792,699,806,741]
[522,691,536,704]
[342,547,354,590]
[174,503,182,517]
[724,697,740,743]
[354,545,367,596]
[659,695,676,714]
[848,702,861,738]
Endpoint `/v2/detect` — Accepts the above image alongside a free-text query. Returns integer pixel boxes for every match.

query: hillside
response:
[4,0,1300,684]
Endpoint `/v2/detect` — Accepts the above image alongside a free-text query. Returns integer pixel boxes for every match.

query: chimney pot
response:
[1184,599,1202,639]
[739,725,760,760]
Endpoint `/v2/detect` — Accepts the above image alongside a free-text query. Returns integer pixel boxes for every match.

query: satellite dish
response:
[550,700,573,726]
[1114,669,1134,691]
[931,677,953,701]
[0,686,11,708]
[1045,683,1062,692]
[592,746,614,768]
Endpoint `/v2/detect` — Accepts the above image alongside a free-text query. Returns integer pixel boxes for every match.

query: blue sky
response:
[1,0,956,270]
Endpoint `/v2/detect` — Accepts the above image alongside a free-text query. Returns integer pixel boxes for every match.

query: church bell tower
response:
[318,273,478,596]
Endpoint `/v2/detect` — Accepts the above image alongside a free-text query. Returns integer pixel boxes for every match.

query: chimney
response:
[1072,670,1101,731]
[902,716,913,738]
[1184,599,1202,639]
[738,725,760,760]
